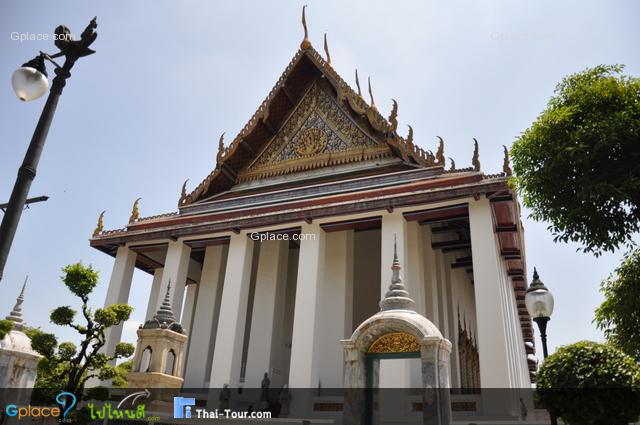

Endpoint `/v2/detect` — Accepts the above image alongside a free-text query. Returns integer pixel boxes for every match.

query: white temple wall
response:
[158,240,191,322]
[421,225,440,327]
[184,244,228,387]
[352,229,380,332]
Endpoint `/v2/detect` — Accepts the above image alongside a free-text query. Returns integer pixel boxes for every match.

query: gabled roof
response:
[179,43,445,207]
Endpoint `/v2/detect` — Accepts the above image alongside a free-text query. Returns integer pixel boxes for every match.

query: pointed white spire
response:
[379,234,415,312]
[5,276,28,331]
[142,280,184,334]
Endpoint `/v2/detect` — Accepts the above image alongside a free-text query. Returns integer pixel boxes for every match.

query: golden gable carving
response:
[368,332,421,354]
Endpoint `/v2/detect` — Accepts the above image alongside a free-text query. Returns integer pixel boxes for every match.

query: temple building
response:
[90,10,535,401]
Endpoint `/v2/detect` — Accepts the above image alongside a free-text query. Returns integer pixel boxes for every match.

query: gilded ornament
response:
[355,69,362,97]
[93,210,105,237]
[435,136,445,165]
[129,198,141,224]
[368,332,421,353]
[388,99,398,133]
[295,127,328,156]
[406,125,414,148]
[502,145,512,176]
[323,33,331,65]
[179,179,189,206]
[216,132,226,165]
[472,138,481,171]
[367,77,377,111]
[449,157,456,171]
[300,5,311,49]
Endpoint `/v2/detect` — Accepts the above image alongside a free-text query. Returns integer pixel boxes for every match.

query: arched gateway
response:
[342,238,452,425]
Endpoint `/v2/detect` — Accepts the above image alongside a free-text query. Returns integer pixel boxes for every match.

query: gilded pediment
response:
[239,82,392,182]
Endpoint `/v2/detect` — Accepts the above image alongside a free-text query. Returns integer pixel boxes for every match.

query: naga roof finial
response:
[472,138,481,171]
[367,77,377,111]
[436,136,445,166]
[216,132,226,165]
[449,157,456,171]
[406,125,414,148]
[323,33,331,65]
[129,198,141,224]
[300,5,311,49]
[502,145,512,176]
[179,179,189,207]
[355,69,362,97]
[93,210,105,237]
[388,99,398,133]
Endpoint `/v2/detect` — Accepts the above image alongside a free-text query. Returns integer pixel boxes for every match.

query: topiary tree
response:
[510,65,640,256]
[0,319,12,339]
[28,263,134,414]
[595,249,640,362]
[536,341,640,425]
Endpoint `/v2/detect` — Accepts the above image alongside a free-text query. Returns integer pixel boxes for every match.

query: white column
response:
[380,212,407,297]
[157,240,191,322]
[289,222,325,388]
[422,226,440,327]
[318,230,354,388]
[184,245,227,388]
[145,268,163,321]
[209,233,255,388]
[181,283,198,334]
[245,240,289,387]
[406,221,426,315]
[468,197,513,388]
[102,246,136,359]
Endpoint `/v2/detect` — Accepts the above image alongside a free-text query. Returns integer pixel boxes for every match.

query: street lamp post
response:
[525,267,556,425]
[0,18,97,282]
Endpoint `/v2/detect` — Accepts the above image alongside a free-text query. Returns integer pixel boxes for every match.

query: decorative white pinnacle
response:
[142,280,184,334]
[379,234,416,312]
[5,276,28,331]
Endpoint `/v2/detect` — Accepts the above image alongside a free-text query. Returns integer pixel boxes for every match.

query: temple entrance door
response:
[365,351,421,425]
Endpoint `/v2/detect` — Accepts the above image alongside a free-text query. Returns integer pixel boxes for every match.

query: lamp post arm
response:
[0,18,97,282]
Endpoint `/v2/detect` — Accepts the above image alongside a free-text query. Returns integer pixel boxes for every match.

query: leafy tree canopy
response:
[27,263,134,414]
[0,319,12,340]
[595,249,640,361]
[536,341,640,425]
[511,65,640,255]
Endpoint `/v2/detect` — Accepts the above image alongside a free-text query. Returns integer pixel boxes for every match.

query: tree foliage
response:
[536,341,640,425]
[28,263,134,412]
[510,65,640,255]
[0,319,12,340]
[595,249,640,361]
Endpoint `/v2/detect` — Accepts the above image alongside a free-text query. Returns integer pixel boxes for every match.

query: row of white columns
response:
[100,196,528,391]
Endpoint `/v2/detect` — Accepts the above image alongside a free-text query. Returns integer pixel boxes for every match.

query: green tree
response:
[510,65,640,255]
[536,341,640,425]
[595,249,640,361]
[28,263,134,412]
[0,319,12,339]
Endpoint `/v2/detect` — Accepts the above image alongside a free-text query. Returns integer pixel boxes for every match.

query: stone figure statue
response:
[279,384,291,418]
[260,372,271,410]
[219,383,230,410]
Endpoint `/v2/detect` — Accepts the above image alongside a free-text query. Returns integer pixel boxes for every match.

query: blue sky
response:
[1,0,638,364]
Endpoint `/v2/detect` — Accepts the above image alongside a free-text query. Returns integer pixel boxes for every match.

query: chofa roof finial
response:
[216,132,226,164]
[300,5,311,49]
[355,69,362,97]
[472,138,481,171]
[323,33,331,65]
[502,145,512,176]
[368,77,377,111]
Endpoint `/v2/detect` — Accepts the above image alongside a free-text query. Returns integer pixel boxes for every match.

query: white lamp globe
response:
[525,268,554,319]
[12,66,49,101]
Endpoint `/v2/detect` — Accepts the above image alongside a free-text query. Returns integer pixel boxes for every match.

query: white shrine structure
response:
[90,10,536,419]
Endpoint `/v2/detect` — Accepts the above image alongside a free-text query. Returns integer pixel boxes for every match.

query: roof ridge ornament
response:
[388,99,398,133]
[93,210,105,237]
[379,234,416,312]
[472,138,481,171]
[6,276,28,331]
[216,132,226,165]
[300,5,311,50]
[436,136,445,166]
[178,179,189,207]
[406,125,414,148]
[368,77,377,111]
[323,33,331,66]
[502,145,512,176]
[449,157,456,171]
[128,198,141,224]
[354,69,362,97]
